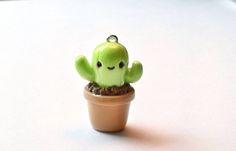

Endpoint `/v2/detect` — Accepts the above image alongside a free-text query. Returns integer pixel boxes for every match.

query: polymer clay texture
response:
[75,35,143,88]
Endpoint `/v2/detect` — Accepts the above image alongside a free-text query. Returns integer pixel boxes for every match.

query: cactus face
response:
[91,40,128,87]
[75,35,143,88]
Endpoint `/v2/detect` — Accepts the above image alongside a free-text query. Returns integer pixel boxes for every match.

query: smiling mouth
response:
[107,66,115,70]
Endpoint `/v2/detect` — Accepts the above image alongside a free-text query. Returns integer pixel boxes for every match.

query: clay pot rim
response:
[84,87,135,106]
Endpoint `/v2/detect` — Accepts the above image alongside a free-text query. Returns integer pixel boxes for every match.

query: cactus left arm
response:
[75,55,95,82]
[125,61,143,83]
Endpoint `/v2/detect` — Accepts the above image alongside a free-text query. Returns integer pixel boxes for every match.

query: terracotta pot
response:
[84,87,135,132]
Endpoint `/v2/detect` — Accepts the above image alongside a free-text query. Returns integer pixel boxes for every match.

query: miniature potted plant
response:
[75,35,143,132]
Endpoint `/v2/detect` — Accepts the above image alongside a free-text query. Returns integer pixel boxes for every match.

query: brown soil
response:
[86,82,134,96]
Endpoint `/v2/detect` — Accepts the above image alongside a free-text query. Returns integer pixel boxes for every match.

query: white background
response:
[0,0,235,151]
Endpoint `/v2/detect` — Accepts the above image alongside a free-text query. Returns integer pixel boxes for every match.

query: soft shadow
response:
[101,125,178,146]
[65,125,179,148]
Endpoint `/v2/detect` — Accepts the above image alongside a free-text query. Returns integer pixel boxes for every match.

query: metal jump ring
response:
[107,35,118,43]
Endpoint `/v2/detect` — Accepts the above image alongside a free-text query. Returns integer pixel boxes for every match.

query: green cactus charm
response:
[75,35,143,88]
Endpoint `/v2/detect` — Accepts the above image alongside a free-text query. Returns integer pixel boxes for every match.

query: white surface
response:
[0,0,235,151]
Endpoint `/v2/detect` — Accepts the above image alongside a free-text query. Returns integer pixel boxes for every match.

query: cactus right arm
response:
[75,55,95,82]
